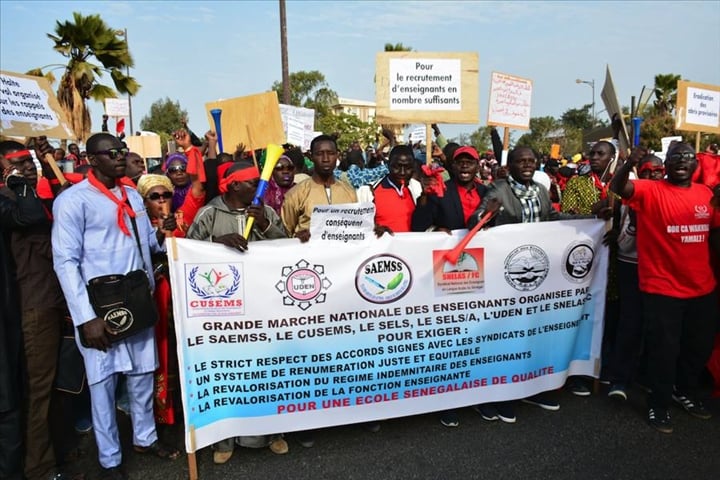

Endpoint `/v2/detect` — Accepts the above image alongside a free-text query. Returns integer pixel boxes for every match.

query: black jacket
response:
[411,179,487,231]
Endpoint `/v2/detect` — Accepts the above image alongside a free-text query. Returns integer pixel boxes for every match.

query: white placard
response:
[685,87,720,128]
[309,202,375,243]
[280,104,316,151]
[487,72,532,129]
[105,98,129,117]
[389,59,461,111]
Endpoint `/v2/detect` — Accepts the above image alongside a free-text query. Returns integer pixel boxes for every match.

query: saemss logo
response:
[276,259,331,310]
[356,254,412,304]
[504,245,549,291]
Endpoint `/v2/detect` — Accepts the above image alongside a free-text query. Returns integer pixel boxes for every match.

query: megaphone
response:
[243,143,284,239]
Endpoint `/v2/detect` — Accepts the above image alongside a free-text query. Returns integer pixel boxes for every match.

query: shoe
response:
[607,384,627,401]
[672,389,712,420]
[295,430,315,448]
[568,378,591,396]
[269,437,289,455]
[495,402,516,424]
[364,422,381,433]
[99,466,127,480]
[522,394,560,411]
[647,408,673,434]
[440,411,459,427]
[74,417,93,435]
[473,403,499,421]
[132,440,181,460]
[213,450,233,464]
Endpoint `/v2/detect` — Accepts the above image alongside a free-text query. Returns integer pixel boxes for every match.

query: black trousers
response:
[643,292,718,410]
[608,260,644,386]
[0,406,23,480]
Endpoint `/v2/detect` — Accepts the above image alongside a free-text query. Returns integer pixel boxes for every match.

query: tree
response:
[653,73,682,115]
[452,126,492,153]
[384,43,413,52]
[139,97,187,155]
[271,70,338,122]
[561,104,593,131]
[515,116,563,154]
[28,12,139,142]
[317,112,378,152]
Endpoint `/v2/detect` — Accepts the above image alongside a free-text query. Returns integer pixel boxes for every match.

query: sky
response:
[1,0,719,146]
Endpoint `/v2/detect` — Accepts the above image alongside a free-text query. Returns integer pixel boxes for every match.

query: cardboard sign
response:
[0,70,75,139]
[126,134,162,159]
[675,80,720,134]
[375,52,479,124]
[105,98,130,117]
[600,65,630,154]
[487,72,533,129]
[279,104,315,151]
[205,92,285,152]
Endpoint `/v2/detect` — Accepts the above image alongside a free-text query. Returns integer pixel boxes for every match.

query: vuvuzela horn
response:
[243,143,284,239]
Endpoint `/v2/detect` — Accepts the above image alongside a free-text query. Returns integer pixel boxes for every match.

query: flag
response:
[116,118,126,136]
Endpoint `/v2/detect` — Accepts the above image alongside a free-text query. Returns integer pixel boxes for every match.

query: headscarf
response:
[164,153,190,212]
[136,174,174,199]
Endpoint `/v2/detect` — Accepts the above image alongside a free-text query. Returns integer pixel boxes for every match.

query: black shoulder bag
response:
[81,211,158,347]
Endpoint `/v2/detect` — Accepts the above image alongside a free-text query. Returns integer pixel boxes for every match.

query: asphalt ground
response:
[64,381,719,480]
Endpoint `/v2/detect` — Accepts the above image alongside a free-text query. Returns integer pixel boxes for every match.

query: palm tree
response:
[28,12,139,142]
[653,73,681,116]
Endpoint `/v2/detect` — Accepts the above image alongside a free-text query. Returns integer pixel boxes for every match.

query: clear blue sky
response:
[1,0,719,145]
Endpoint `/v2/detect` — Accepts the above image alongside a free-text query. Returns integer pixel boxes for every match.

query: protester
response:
[610,142,720,434]
[125,151,146,186]
[0,139,82,480]
[282,135,358,243]
[52,133,180,479]
[186,161,288,462]
[263,154,296,215]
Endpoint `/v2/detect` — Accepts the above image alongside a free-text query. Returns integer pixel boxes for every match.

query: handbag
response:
[80,209,158,347]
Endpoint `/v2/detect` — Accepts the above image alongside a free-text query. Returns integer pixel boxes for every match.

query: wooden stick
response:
[246,125,258,169]
[502,127,510,166]
[44,153,68,185]
[188,425,198,480]
[425,124,432,166]
[696,131,701,152]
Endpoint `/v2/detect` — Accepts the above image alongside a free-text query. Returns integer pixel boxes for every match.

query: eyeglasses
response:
[147,191,173,201]
[274,164,295,172]
[667,152,695,161]
[639,165,665,175]
[167,165,187,173]
[90,148,129,159]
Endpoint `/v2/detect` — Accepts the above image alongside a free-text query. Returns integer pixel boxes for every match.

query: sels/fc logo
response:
[355,254,412,304]
[504,245,550,291]
[562,242,595,282]
[276,259,331,310]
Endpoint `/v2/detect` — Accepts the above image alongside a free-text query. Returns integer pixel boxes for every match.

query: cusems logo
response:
[186,264,244,316]
[356,254,412,304]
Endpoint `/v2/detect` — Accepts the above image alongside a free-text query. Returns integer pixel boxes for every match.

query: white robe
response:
[52,179,162,385]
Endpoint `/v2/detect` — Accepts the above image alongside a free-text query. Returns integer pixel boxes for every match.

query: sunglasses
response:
[167,165,187,173]
[639,165,665,175]
[147,191,173,201]
[667,152,695,161]
[90,148,129,159]
[274,164,295,172]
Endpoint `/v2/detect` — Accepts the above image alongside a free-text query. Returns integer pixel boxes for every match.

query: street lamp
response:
[115,28,134,135]
[575,78,595,128]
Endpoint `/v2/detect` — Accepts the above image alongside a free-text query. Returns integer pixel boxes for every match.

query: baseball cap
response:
[453,146,479,161]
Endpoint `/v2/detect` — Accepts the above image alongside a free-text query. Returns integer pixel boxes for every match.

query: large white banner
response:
[168,220,608,452]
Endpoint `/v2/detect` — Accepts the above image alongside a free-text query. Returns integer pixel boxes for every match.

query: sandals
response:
[133,440,181,460]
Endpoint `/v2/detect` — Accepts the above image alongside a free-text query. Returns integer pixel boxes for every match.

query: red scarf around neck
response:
[590,172,609,200]
[87,170,136,236]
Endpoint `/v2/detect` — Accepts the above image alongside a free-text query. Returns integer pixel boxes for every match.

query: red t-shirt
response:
[374,180,415,233]
[457,184,481,225]
[692,152,720,189]
[626,179,720,298]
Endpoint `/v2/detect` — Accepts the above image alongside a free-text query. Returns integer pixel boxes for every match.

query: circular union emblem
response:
[355,254,412,304]
[504,245,550,291]
[286,268,322,301]
[103,307,134,335]
[562,242,595,282]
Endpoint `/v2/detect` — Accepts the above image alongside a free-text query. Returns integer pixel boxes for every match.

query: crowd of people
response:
[1,120,719,480]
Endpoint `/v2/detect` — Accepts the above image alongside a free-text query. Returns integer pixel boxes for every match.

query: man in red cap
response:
[412,145,487,233]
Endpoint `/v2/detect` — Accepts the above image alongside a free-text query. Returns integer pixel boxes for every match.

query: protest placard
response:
[487,72,533,129]
[279,104,315,150]
[104,98,130,117]
[126,134,162,159]
[375,52,479,124]
[675,80,720,134]
[0,70,74,139]
[600,66,630,153]
[205,92,285,152]
[168,219,607,452]
[309,202,375,244]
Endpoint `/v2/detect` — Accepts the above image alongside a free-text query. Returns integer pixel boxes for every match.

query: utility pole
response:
[279,0,291,105]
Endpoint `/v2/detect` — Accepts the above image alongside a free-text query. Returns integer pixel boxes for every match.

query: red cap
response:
[453,146,479,161]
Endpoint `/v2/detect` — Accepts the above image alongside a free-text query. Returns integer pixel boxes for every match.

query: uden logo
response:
[276,259,331,310]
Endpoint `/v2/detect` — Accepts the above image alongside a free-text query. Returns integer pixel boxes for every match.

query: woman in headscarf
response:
[135,174,184,425]
[263,154,296,215]
[163,153,205,232]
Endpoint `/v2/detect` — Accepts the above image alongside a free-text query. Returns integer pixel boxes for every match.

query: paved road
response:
[67,382,719,480]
